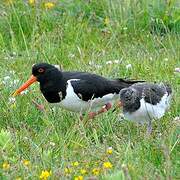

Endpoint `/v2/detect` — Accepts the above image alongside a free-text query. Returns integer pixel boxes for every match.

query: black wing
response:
[70,78,117,101]
[70,78,143,102]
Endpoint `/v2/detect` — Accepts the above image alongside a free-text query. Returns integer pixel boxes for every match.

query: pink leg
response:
[88,112,97,119]
[32,100,45,112]
[87,102,112,119]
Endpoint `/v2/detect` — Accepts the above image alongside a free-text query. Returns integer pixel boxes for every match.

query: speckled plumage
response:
[120,82,172,124]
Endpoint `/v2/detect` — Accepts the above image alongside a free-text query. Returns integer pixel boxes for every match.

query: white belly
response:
[55,79,119,113]
[124,93,171,124]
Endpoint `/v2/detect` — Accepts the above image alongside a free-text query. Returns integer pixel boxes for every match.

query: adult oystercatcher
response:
[13,63,143,118]
[119,82,172,133]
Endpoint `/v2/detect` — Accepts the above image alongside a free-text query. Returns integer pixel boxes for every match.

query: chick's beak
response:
[117,101,123,107]
[13,75,37,96]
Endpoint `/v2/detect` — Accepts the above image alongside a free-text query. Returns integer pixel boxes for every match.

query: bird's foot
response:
[32,100,45,112]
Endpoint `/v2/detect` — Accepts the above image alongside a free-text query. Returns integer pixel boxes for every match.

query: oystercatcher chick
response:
[119,82,172,134]
[13,63,143,119]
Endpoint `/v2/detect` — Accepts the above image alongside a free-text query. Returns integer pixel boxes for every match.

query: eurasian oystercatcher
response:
[119,82,172,133]
[13,63,143,118]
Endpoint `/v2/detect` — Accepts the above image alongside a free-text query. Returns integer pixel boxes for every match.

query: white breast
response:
[124,93,171,124]
[56,79,119,113]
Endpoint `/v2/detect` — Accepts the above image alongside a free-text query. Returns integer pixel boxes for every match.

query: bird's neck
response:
[40,70,67,98]
[123,98,141,113]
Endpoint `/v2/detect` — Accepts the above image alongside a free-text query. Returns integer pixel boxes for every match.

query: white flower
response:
[9,70,15,75]
[123,27,127,30]
[3,76,11,81]
[106,61,113,65]
[49,141,56,146]
[118,113,125,121]
[126,64,132,70]
[13,79,20,84]
[174,116,180,121]
[174,68,180,73]
[114,60,121,64]
[8,97,16,104]
[20,89,29,95]
[164,58,168,61]
[89,61,94,65]
[68,53,75,58]
[107,147,112,151]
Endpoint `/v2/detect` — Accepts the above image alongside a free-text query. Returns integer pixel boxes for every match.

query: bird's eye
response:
[38,68,45,73]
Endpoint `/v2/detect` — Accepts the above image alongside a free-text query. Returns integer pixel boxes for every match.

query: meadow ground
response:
[0,0,179,179]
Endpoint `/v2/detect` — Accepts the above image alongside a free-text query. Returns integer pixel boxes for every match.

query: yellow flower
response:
[72,161,79,167]
[44,2,55,9]
[80,169,87,175]
[92,168,100,176]
[39,170,52,179]
[2,162,10,170]
[106,147,113,154]
[103,161,113,169]
[104,17,110,26]
[28,0,35,5]
[16,178,22,180]
[74,176,83,180]
[4,0,13,5]
[23,159,30,166]
[64,167,72,174]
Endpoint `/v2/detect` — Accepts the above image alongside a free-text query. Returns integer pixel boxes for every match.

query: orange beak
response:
[13,75,37,96]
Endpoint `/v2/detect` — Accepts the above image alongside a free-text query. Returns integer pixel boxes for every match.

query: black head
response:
[13,63,65,101]
[32,63,61,82]
[120,88,140,107]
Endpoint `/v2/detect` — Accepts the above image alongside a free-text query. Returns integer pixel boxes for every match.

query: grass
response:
[0,0,179,179]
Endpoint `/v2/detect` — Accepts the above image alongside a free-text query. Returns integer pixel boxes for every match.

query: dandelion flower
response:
[2,162,10,170]
[92,168,100,175]
[23,159,30,166]
[44,2,55,9]
[72,161,79,167]
[15,177,22,180]
[103,161,113,169]
[39,170,52,179]
[64,167,72,174]
[4,0,13,5]
[106,147,113,154]
[28,0,35,5]
[80,169,87,175]
[104,17,110,26]
[74,175,83,180]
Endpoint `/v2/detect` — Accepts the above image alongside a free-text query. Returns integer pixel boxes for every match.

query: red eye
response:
[38,68,45,73]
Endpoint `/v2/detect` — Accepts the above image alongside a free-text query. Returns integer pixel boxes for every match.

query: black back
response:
[63,71,143,101]
[40,70,143,103]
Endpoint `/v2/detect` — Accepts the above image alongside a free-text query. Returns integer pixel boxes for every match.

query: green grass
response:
[0,0,179,179]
